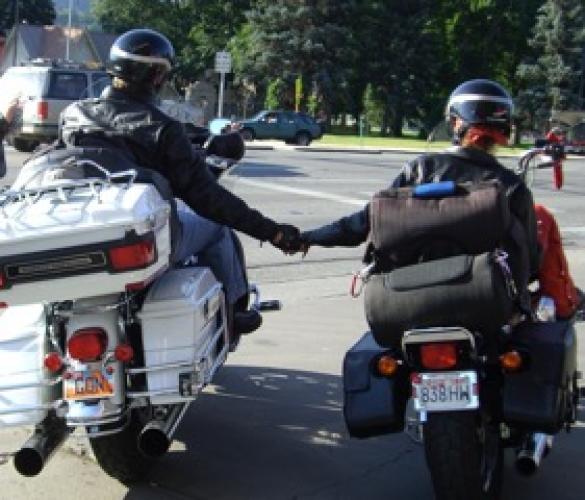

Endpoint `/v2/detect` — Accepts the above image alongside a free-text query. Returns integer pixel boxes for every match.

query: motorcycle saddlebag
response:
[365,253,515,348]
[502,319,577,434]
[343,331,409,438]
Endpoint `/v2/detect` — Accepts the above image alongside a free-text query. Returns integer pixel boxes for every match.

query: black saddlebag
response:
[365,253,516,348]
[502,319,577,434]
[343,331,409,438]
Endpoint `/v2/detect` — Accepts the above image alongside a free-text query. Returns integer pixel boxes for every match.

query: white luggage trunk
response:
[0,181,172,305]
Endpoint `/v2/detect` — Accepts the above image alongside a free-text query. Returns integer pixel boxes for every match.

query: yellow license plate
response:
[64,368,114,400]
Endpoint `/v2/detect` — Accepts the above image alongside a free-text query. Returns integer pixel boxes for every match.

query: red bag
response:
[535,204,578,318]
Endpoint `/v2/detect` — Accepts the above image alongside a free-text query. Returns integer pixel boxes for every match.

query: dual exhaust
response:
[12,402,187,476]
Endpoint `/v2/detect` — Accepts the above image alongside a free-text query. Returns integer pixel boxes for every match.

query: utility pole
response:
[13,0,19,65]
[65,0,73,60]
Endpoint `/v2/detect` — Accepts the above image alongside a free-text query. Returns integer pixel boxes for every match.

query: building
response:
[0,24,116,73]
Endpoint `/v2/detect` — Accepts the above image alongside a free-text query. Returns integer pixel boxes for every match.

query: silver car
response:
[0,60,110,152]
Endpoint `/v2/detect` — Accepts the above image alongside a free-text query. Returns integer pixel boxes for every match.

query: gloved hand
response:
[206,132,245,162]
[271,224,303,254]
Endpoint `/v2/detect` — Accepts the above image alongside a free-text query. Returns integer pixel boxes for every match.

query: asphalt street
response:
[0,146,584,500]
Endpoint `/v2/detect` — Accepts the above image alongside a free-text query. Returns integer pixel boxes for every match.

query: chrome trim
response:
[402,326,475,351]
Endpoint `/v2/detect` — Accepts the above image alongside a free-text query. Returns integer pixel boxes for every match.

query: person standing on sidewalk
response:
[0,95,20,177]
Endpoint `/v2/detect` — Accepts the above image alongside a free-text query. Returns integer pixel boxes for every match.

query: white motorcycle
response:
[0,148,276,483]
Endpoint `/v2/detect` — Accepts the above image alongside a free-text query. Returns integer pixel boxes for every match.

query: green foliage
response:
[0,0,55,30]
[517,0,585,119]
[264,78,286,109]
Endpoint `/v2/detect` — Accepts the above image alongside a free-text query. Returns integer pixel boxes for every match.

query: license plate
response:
[412,371,479,412]
[64,367,114,400]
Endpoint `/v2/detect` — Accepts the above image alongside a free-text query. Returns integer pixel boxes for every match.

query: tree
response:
[516,0,585,127]
[93,0,250,83]
[0,0,55,30]
[237,0,356,114]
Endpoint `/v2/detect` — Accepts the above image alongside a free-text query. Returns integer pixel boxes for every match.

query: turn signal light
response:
[420,343,457,370]
[68,328,108,362]
[500,350,523,372]
[377,354,399,377]
[109,239,156,272]
[114,343,134,363]
[43,352,63,373]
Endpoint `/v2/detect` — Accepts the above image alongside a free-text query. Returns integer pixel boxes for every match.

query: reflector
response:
[114,343,134,363]
[109,239,156,272]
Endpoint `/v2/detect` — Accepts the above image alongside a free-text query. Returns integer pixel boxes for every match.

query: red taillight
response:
[37,101,48,120]
[44,352,63,372]
[68,328,108,362]
[114,343,134,363]
[0,271,6,289]
[420,343,457,370]
[108,239,156,272]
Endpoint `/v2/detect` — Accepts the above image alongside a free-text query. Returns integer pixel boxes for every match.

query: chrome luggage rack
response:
[0,159,137,212]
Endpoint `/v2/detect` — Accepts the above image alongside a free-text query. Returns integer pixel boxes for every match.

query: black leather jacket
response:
[58,86,279,242]
[304,146,540,279]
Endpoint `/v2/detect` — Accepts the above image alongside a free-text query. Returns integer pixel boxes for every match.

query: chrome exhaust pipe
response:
[13,423,70,477]
[515,433,553,476]
[137,404,188,458]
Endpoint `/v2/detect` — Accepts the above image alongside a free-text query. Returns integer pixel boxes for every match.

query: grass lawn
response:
[314,133,530,155]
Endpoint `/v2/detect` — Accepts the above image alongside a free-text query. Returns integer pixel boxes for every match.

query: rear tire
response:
[295,131,312,146]
[89,410,155,485]
[423,412,503,500]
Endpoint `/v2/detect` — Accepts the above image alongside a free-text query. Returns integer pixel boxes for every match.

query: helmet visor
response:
[451,99,512,127]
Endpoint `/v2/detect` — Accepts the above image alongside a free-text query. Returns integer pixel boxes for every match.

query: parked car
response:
[0,59,111,152]
[565,122,585,155]
[236,110,322,146]
[0,59,206,153]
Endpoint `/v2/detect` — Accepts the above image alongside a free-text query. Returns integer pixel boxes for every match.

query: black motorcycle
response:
[342,159,581,500]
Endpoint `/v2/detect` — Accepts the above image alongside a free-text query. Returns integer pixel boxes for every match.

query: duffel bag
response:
[369,181,511,265]
[365,252,516,348]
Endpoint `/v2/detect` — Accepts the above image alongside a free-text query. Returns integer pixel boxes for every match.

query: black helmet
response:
[445,79,513,139]
[108,29,175,94]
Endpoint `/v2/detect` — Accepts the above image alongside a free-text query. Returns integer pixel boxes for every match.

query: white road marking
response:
[235,177,368,206]
[562,227,585,234]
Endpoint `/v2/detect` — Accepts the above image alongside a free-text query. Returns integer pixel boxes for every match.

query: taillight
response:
[108,239,156,272]
[420,342,457,370]
[68,328,108,362]
[37,101,48,120]
[0,271,6,289]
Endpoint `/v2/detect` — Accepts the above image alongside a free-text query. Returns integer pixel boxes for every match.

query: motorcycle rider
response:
[57,28,302,336]
[300,79,540,307]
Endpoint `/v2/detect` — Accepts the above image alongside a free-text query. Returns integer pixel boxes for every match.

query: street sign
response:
[215,51,232,73]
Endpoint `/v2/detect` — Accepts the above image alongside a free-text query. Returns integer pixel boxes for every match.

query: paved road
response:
[0,147,584,500]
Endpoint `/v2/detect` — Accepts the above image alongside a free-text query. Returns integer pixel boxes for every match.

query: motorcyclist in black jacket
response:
[58,28,302,335]
[301,79,540,296]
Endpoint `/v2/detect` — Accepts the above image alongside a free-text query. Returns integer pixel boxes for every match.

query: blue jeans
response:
[173,200,247,304]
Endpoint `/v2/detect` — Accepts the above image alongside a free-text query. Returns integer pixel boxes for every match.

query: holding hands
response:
[271,224,311,256]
